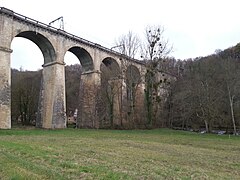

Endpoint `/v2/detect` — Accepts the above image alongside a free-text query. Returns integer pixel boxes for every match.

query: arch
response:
[64,51,82,127]
[10,31,55,127]
[101,57,121,78]
[10,38,43,126]
[126,65,141,85]
[67,46,94,72]
[15,31,56,64]
[11,37,43,70]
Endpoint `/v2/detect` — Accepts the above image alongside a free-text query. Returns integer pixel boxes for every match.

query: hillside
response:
[169,43,240,134]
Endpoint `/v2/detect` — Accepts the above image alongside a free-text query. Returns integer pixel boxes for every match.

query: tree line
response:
[113,27,240,134]
[169,46,240,134]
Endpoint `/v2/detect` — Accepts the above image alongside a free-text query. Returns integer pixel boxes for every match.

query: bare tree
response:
[113,25,173,128]
[114,31,141,58]
[141,25,172,61]
[219,57,240,135]
[114,31,145,128]
[141,25,173,128]
[11,69,41,126]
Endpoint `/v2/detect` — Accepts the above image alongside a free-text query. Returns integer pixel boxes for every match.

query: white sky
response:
[2,0,240,70]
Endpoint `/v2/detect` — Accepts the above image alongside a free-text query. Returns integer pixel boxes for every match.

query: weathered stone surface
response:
[0,43,11,129]
[40,62,66,129]
[52,63,67,128]
[36,78,43,128]
[78,71,101,128]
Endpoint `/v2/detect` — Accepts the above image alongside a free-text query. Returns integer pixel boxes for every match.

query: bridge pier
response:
[37,61,67,129]
[108,78,123,127]
[0,46,12,129]
[78,71,101,128]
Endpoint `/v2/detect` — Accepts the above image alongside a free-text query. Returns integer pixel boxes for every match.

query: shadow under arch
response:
[68,46,94,72]
[15,31,56,64]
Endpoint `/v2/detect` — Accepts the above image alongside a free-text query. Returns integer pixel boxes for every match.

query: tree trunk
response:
[228,87,237,135]
[204,119,209,133]
[181,119,185,130]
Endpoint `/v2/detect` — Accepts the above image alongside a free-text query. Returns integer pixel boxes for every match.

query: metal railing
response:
[0,7,144,65]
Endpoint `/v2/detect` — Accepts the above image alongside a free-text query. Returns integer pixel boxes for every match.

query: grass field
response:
[0,128,239,180]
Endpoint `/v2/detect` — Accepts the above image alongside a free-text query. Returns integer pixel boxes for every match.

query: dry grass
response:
[0,128,239,179]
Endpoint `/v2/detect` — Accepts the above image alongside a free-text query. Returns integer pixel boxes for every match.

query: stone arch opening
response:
[15,31,56,64]
[64,50,82,127]
[10,31,55,127]
[101,57,121,77]
[11,37,43,70]
[99,57,122,128]
[67,46,94,72]
[101,57,121,87]
[64,46,93,127]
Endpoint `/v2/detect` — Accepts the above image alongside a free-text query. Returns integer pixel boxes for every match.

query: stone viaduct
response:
[0,7,146,129]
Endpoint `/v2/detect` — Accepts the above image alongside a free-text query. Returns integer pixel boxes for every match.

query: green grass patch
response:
[0,128,239,179]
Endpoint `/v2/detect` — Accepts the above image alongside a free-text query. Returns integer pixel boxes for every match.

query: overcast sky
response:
[2,0,240,70]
